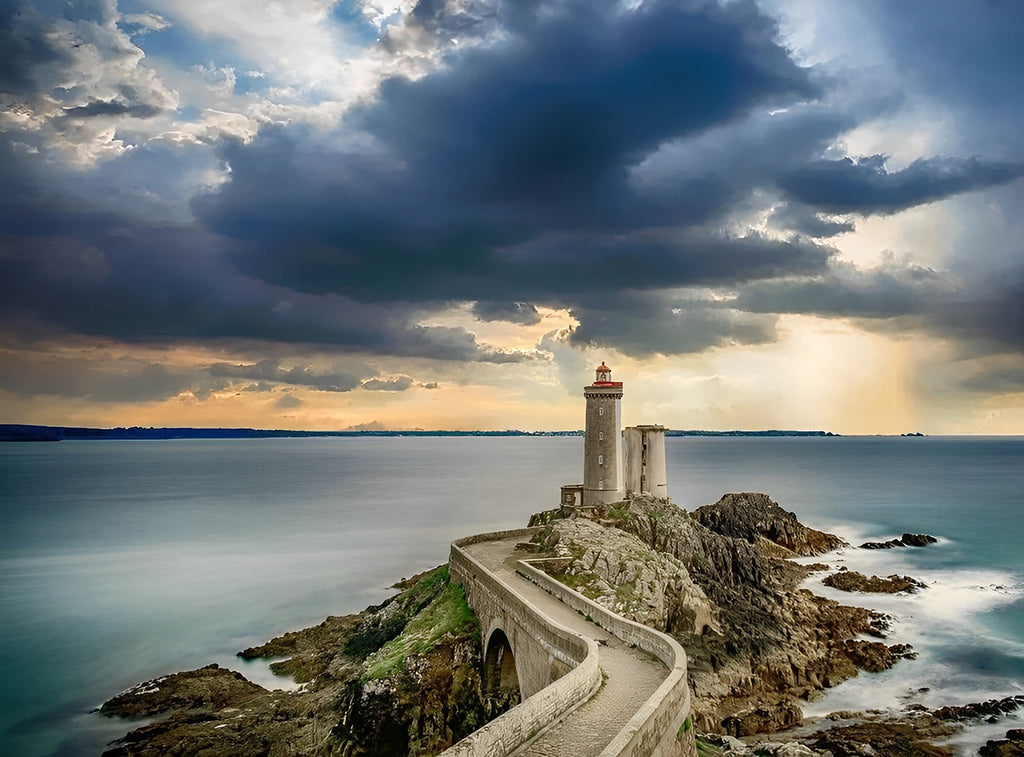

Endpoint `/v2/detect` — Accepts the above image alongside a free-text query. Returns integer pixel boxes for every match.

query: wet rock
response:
[100,665,266,719]
[551,495,883,735]
[859,533,938,549]
[811,721,955,756]
[860,538,906,549]
[103,565,505,757]
[901,533,939,547]
[691,492,846,556]
[931,695,1024,721]
[839,640,913,672]
[699,733,828,755]
[823,570,926,593]
[721,699,803,736]
[980,739,1024,756]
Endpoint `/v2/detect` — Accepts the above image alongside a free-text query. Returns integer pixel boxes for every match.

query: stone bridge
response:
[442,527,696,757]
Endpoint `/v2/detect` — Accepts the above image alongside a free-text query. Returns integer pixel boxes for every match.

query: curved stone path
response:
[463,536,668,757]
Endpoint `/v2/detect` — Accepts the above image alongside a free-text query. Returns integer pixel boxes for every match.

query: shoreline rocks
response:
[692,492,847,556]
[860,533,939,549]
[823,569,927,594]
[102,491,962,756]
[100,665,266,719]
[101,565,511,757]
[537,493,902,733]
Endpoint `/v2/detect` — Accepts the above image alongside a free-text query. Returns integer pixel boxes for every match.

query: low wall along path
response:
[444,528,696,757]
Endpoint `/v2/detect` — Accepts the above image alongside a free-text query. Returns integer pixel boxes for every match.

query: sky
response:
[1,0,1023,434]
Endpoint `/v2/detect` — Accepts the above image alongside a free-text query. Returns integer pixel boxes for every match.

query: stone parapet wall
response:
[443,534,602,757]
[517,559,697,757]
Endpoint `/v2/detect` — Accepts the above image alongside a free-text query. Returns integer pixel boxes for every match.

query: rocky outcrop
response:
[721,699,803,736]
[810,720,955,756]
[981,728,1024,756]
[823,569,927,593]
[692,493,846,556]
[839,640,916,672]
[860,533,938,549]
[532,518,719,635]
[100,665,266,719]
[931,695,1024,722]
[534,494,892,734]
[102,565,511,756]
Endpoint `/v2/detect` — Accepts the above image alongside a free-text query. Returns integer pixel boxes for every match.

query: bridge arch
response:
[483,627,521,699]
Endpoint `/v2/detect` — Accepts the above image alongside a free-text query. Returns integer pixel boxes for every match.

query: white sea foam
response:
[797,532,1024,755]
[221,655,306,692]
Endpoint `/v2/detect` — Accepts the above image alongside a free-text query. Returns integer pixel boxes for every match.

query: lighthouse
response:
[582,362,624,507]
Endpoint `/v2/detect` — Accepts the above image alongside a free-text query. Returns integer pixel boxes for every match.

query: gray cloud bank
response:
[2,0,1024,399]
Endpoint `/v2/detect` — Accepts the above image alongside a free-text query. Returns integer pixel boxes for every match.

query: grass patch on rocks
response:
[361,568,477,681]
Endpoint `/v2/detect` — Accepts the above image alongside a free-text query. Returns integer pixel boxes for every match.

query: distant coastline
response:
[0,424,839,442]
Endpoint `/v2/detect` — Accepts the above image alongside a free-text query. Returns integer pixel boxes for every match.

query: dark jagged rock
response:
[931,695,1024,722]
[823,570,927,594]
[839,640,916,672]
[980,740,1024,756]
[238,613,361,682]
[692,492,846,556]
[100,665,266,718]
[980,723,1024,756]
[901,533,939,547]
[810,721,955,756]
[721,698,803,736]
[860,533,938,549]
[860,538,907,549]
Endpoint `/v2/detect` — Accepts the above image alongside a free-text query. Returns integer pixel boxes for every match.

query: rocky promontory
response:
[528,493,902,732]
[103,491,991,756]
[101,565,514,756]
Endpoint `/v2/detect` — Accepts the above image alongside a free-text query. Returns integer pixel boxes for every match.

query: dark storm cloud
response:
[0,215,521,362]
[734,257,951,320]
[733,259,1024,376]
[862,0,1024,158]
[777,155,1024,216]
[208,359,372,392]
[767,203,854,239]
[564,290,778,357]
[61,86,168,119]
[3,0,1024,368]
[471,301,542,326]
[184,0,1024,361]
[0,1,66,93]
[0,352,221,402]
[361,376,414,391]
[197,0,820,303]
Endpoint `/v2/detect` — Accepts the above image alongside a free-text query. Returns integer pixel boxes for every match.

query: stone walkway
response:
[463,537,668,757]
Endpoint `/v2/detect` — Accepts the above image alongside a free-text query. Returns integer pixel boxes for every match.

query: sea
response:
[1,436,1022,756]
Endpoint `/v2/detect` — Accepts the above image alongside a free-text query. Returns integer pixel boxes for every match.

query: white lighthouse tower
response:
[582,362,624,507]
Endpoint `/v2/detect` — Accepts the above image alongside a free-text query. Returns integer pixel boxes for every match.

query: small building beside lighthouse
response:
[623,424,668,499]
[582,362,624,507]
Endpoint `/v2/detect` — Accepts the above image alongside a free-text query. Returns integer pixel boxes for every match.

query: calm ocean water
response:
[1,436,1022,755]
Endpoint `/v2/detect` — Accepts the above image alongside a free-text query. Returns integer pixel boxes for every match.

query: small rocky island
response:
[100,491,1023,756]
